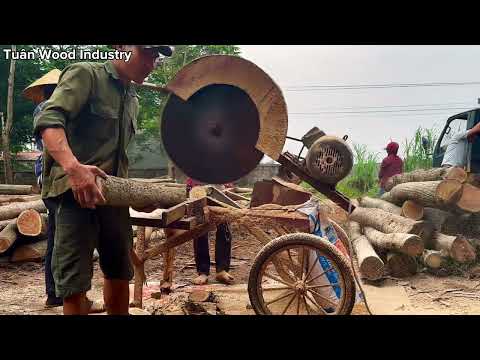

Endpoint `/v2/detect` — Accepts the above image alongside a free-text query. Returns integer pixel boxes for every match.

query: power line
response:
[285,81,480,91]
[289,111,463,119]
[292,101,474,111]
[289,107,472,115]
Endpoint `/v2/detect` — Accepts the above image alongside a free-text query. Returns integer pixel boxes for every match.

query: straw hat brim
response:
[23,69,62,104]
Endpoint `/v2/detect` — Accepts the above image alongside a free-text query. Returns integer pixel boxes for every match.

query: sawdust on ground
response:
[1,206,480,315]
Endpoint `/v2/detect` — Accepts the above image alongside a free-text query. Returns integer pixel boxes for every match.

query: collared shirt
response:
[33,100,47,185]
[441,130,469,168]
[33,61,139,199]
[379,154,403,189]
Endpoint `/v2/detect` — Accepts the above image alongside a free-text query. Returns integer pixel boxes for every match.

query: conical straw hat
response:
[23,69,61,104]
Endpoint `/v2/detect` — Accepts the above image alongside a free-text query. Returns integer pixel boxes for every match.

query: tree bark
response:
[349,206,433,241]
[0,185,32,195]
[0,194,40,203]
[363,226,424,256]
[0,218,16,231]
[347,221,384,280]
[425,232,476,263]
[386,252,417,278]
[3,45,16,185]
[401,200,424,220]
[420,250,443,269]
[17,210,47,236]
[10,240,47,263]
[358,196,402,216]
[0,200,46,221]
[386,180,462,208]
[0,222,18,253]
[384,167,447,191]
[96,175,187,209]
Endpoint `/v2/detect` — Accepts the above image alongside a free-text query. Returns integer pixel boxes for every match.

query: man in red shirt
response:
[378,141,403,195]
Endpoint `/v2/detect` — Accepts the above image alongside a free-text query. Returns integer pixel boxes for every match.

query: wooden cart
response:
[129,192,357,315]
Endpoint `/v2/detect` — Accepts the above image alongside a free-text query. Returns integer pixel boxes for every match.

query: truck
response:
[432,108,480,173]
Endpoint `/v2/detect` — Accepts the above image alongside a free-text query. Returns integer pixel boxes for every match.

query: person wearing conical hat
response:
[25,70,62,308]
[33,45,173,315]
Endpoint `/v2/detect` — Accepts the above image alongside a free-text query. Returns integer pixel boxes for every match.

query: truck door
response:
[433,113,468,167]
[470,111,480,173]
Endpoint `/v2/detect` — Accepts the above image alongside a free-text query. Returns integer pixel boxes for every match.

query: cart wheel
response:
[248,233,356,315]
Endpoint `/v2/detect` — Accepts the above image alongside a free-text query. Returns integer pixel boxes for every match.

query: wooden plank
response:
[167,216,198,230]
[223,190,250,202]
[160,202,186,227]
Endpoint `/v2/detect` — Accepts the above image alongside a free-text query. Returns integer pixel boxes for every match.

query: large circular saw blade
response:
[161,84,264,184]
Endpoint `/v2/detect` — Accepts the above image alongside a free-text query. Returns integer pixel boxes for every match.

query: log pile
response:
[349,167,480,279]
[0,185,50,263]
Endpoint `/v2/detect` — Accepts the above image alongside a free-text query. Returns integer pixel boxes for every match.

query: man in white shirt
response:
[441,122,480,168]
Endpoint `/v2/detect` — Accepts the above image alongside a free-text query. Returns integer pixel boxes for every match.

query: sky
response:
[239,45,480,161]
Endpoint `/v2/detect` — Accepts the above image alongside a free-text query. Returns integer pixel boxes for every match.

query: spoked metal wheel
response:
[248,233,356,315]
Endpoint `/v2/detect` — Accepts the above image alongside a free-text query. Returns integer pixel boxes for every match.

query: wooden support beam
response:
[133,226,146,309]
[143,223,212,261]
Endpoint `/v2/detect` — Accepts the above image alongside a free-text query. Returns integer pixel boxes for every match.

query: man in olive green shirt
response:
[34,45,173,315]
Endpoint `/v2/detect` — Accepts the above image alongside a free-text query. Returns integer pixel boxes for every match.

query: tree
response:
[2,45,16,183]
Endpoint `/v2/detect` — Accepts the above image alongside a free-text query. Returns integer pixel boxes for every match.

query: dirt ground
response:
[1,207,480,315]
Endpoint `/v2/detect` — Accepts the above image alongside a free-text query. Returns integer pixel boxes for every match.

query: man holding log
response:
[33,45,173,315]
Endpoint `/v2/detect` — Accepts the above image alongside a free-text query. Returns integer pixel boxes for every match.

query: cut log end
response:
[450,236,477,263]
[444,167,468,183]
[403,234,425,256]
[421,250,443,269]
[17,209,45,236]
[402,200,424,220]
[386,253,417,278]
[456,184,480,213]
[359,256,385,281]
[435,179,463,204]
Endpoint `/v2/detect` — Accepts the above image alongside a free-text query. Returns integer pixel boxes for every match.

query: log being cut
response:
[97,176,187,209]
[347,221,384,280]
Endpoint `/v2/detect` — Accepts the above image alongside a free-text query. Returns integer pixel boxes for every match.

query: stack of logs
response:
[348,167,480,280]
[0,184,48,263]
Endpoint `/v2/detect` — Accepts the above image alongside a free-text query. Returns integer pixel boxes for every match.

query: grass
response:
[403,127,438,173]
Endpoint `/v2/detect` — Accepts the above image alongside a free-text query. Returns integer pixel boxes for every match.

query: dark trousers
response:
[193,223,232,275]
[43,197,58,298]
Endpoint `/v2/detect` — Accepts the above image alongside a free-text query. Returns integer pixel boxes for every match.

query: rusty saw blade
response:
[161,84,264,184]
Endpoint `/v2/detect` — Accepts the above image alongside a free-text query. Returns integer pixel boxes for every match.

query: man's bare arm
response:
[41,128,107,208]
